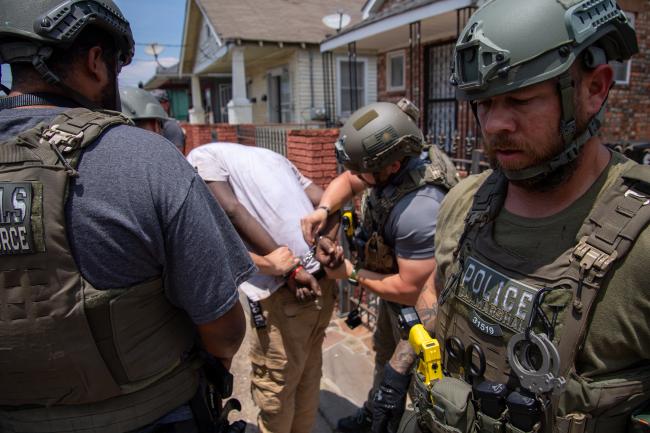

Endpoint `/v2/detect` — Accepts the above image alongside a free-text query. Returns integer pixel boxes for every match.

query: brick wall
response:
[182,123,340,187]
[286,129,340,189]
[601,7,650,144]
[236,124,257,146]
[182,123,237,155]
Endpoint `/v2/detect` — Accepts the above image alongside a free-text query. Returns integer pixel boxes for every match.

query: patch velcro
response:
[456,256,538,334]
[0,182,37,255]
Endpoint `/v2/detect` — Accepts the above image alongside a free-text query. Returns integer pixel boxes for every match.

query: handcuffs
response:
[506,288,566,395]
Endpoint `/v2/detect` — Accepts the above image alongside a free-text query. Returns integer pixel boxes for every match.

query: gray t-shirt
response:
[162,118,185,151]
[0,107,254,325]
[378,154,446,260]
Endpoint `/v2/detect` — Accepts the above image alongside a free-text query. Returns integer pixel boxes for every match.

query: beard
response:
[485,132,579,192]
[484,101,588,193]
[99,59,120,111]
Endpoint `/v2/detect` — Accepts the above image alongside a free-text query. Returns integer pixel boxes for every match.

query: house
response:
[144,60,235,124]
[178,0,367,125]
[320,0,650,167]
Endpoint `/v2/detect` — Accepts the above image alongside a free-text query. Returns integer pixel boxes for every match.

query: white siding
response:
[292,48,325,123]
[192,15,221,74]
[333,54,378,120]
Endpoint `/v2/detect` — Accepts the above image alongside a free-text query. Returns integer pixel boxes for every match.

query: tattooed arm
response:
[388,272,440,374]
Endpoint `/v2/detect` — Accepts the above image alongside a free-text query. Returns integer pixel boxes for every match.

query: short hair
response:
[10,26,117,91]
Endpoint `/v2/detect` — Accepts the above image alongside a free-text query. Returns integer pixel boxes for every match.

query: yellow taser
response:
[408,324,443,385]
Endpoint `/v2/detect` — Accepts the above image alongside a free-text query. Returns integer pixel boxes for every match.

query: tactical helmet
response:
[150,89,170,102]
[0,0,134,69]
[450,0,638,180]
[335,98,425,173]
[120,87,168,121]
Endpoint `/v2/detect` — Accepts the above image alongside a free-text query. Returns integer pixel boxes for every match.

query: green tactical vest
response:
[0,108,199,433]
[359,145,459,274]
[418,164,650,433]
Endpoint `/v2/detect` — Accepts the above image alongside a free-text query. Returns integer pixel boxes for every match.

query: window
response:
[387,50,405,91]
[337,58,366,117]
[611,12,635,85]
[267,66,292,123]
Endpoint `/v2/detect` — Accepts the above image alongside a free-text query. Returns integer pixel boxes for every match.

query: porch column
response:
[189,75,205,124]
[227,46,253,124]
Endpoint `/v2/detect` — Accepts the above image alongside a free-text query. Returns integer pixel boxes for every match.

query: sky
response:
[0,0,187,89]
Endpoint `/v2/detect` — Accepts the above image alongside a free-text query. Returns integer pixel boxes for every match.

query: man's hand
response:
[315,236,345,268]
[372,365,411,433]
[287,268,322,301]
[324,258,353,281]
[257,246,299,276]
[300,208,328,245]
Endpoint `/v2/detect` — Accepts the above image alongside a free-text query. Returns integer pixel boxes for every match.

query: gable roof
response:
[196,0,366,45]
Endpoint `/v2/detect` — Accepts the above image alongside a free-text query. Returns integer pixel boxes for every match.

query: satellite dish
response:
[322,12,351,32]
[144,43,165,57]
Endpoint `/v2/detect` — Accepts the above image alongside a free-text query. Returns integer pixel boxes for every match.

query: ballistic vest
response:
[426,164,650,433]
[359,145,458,273]
[0,108,199,433]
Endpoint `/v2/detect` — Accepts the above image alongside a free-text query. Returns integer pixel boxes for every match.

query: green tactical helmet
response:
[0,0,134,70]
[120,87,168,121]
[335,98,425,173]
[451,0,637,101]
[450,0,638,181]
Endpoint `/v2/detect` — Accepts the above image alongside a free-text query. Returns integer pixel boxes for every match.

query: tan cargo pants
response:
[250,278,336,433]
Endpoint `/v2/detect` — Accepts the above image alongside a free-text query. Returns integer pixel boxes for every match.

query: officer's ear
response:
[85,46,111,86]
[387,159,402,175]
[580,63,614,118]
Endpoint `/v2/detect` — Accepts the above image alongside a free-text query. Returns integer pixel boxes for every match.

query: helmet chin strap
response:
[0,41,105,110]
[502,71,607,182]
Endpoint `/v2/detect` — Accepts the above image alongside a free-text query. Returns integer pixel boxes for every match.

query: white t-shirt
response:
[187,142,319,300]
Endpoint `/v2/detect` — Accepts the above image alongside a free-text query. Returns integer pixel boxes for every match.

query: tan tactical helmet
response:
[335,98,425,173]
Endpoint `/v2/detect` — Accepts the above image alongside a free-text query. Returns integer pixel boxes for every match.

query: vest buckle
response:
[573,237,618,282]
[41,124,84,152]
[624,188,650,206]
[466,210,489,227]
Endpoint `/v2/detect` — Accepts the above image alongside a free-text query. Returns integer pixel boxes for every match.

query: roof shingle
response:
[196,0,366,44]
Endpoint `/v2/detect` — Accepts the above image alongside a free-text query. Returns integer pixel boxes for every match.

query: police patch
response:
[456,256,539,334]
[0,182,35,255]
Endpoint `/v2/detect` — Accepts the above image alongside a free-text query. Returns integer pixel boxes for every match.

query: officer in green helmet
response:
[376,1,650,433]
[120,86,169,134]
[0,1,253,432]
[301,98,458,433]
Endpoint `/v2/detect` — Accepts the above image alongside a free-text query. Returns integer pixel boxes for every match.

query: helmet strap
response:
[502,72,606,181]
[0,41,100,110]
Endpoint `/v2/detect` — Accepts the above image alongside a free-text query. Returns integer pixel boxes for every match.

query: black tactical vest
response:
[359,145,458,274]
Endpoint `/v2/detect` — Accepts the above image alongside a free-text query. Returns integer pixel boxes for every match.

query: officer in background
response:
[0,1,254,432]
[151,88,186,153]
[381,1,650,433]
[301,98,458,433]
[120,86,169,134]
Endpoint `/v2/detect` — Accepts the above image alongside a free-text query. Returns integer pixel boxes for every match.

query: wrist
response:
[316,204,331,217]
[347,262,360,286]
[384,363,412,386]
[289,265,304,280]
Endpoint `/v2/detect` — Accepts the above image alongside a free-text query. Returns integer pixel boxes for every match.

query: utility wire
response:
[135,42,186,47]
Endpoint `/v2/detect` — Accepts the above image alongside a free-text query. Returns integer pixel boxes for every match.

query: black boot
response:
[337,407,372,433]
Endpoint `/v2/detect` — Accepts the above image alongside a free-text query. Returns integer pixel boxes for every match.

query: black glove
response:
[372,364,412,433]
